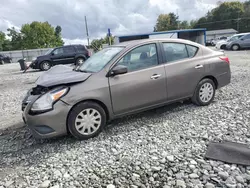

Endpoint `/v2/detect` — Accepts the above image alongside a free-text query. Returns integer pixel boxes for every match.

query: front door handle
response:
[195,65,203,69]
[151,74,161,80]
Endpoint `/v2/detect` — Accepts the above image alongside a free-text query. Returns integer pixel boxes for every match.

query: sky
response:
[0,0,246,45]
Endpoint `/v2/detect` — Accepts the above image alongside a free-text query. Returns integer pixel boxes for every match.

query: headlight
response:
[32,57,37,61]
[31,87,69,112]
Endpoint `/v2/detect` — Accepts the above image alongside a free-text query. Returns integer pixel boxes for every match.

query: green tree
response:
[0,31,5,51]
[20,21,64,49]
[54,25,64,46]
[155,13,179,31]
[7,27,23,50]
[194,2,244,31]
[90,34,115,52]
[179,21,190,29]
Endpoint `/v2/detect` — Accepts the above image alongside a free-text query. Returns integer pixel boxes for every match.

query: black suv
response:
[30,45,91,71]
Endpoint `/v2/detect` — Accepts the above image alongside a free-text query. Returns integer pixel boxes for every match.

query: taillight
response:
[219,56,230,64]
[88,50,92,57]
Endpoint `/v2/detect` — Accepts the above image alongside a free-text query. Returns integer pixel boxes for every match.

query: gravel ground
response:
[0,51,250,188]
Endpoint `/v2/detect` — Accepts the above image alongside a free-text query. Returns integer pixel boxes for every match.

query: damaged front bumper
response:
[22,87,72,139]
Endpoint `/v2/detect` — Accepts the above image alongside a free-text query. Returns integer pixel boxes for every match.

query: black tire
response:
[191,78,216,106]
[40,61,51,71]
[67,102,106,140]
[75,57,85,66]
[231,44,240,51]
[221,45,226,50]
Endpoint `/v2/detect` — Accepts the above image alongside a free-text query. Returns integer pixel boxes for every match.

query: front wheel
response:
[192,78,216,106]
[67,102,106,140]
[221,45,226,50]
[75,57,85,67]
[231,44,240,51]
[40,61,51,71]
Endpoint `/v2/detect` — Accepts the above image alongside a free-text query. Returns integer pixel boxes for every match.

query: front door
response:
[109,43,167,115]
[161,42,205,101]
[51,47,65,64]
[240,34,250,48]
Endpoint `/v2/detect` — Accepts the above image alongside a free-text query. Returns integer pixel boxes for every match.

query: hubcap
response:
[75,108,101,135]
[199,83,214,103]
[43,62,50,70]
[232,45,239,50]
[77,59,84,64]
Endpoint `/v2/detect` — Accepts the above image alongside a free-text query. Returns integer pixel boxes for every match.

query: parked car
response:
[22,39,231,140]
[0,54,12,64]
[216,33,248,50]
[206,39,213,46]
[211,36,228,46]
[29,45,91,71]
[226,33,250,51]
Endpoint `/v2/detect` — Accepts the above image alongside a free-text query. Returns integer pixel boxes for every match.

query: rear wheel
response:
[67,102,106,140]
[192,78,215,106]
[75,57,85,66]
[231,44,240,51]
[40,61,51,71]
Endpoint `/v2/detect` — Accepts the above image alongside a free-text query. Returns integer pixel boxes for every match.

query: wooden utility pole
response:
[85,16,90,46]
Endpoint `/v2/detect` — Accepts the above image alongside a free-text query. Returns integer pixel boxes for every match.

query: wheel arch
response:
[66,99,110,132]
[200,75,218,89]
[75,55,87,61]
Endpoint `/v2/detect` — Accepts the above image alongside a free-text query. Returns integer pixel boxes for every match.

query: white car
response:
[216,33,247,50]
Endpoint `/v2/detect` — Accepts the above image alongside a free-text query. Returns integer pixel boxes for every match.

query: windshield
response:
[45,48,53,55]
[79,47,124,73]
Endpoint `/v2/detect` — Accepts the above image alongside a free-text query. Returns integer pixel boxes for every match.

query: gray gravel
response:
[0,51,250,187]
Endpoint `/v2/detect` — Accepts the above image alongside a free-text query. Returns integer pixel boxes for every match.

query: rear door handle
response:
[151,74,161,80]
[195,65,203,69]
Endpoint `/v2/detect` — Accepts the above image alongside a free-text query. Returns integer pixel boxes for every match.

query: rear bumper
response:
[216,71,231,89]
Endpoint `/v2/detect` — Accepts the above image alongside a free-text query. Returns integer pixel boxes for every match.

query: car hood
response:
[36,65,92,87]
[217,40,227,44]
[37,54,50,59]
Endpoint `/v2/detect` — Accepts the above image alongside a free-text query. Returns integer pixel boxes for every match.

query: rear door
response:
[62,46,76,64]
[109,43,167,115]
[161,42,205,101]
[51,47,64,64]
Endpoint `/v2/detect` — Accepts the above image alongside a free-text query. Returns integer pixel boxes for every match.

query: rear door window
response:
[162,43,189,63]
[76,45,86,52]
[63,46,75,54]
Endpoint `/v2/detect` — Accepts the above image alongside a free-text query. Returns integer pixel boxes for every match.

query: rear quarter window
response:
[186,45,198,58]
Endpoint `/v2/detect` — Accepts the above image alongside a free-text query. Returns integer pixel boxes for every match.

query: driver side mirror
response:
[51,52,55,56]
[108,65,128,77]
[241,38,244,41]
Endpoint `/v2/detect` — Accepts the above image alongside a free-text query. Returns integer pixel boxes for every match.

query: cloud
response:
[0,0,247,45]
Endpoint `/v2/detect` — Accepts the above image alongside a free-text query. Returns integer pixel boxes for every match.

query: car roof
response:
[234,33,250,36]
[113,38,201,48]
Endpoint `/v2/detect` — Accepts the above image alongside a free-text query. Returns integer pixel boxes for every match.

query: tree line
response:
[0,21,64,51]
[154,1,250,33]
